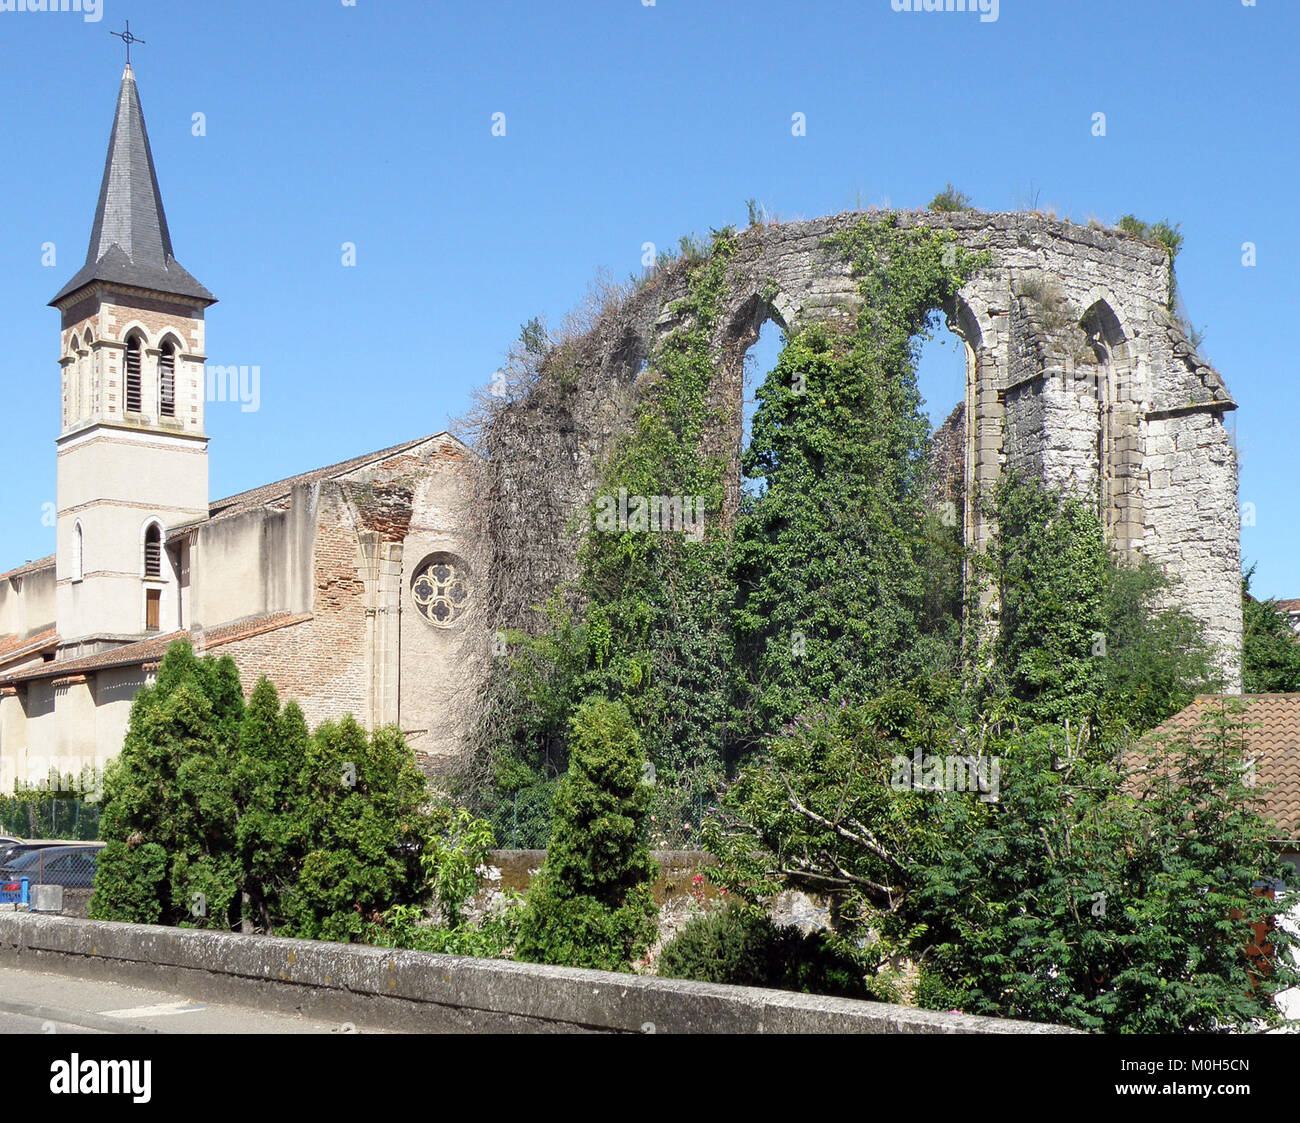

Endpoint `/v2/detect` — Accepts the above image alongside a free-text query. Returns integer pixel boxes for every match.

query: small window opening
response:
[125,336,143,413]
[144,524,162,578]
[159,341,176,417]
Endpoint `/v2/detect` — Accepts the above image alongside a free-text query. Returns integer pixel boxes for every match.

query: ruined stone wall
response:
[479,209,1243,688]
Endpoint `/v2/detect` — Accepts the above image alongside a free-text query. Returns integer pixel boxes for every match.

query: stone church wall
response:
[397,445,486,765]
[212,439,482,760]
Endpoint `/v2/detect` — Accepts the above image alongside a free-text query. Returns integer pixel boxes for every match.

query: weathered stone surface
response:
[0,912,1078,1034]
[480,210,1242,687]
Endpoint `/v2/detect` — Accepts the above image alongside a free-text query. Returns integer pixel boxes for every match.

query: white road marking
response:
[98,1001,208,1018]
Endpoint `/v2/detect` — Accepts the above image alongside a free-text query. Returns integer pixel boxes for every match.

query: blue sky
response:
[0,0,1295,598]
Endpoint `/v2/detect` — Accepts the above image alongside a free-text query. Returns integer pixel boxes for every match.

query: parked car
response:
[0,838,90,866]
[0,843,104,889]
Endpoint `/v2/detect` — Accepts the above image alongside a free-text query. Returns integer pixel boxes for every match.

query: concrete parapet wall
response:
[0,912,1077,1034]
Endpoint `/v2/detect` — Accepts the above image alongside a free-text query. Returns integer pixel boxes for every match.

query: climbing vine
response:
[467,228,743,843]
[730,216,989,742]
[465,217,1001,842]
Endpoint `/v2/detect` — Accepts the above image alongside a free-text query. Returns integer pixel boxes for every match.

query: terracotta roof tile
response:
[1136,695,1300,842]
[0,612,309,685]
[0,556,55,582]
[0,628,58,666]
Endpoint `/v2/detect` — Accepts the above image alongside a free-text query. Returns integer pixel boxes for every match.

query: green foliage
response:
[703,686,954,943]
[276,719,433,942]
[367,901,520,959]
[709,692,1299,1032]
[474,229,744,841]
[423,804,495,927]
[657,903,872,999]
[901,705,1298,1032]
[731,217,986,739]
[519,315,549,357]
[1097,557,1222,735]
[986,474,1109,728]
[677,232,710,262]
[0,784,101,841]
[475,219,991,838]
[90,643,244,927]
[928,184,973,212]
[1243,568,1300,693]
[516,698,659,970]
[91,641,436,943]
[984,473,1218,738]
[232,679,308,933]
[1118,214,1184,259]
[1118,214,1184,313]
[365,804,521,960]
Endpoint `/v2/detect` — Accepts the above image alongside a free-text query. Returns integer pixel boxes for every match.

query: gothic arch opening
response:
[1080,300,1142,553]
[142,520,163,579]
[726,291,791,511]
[739,317,784,499]
[65,334,82,425]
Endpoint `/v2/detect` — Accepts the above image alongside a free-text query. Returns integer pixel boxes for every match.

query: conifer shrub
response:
[91,640,436,941]
[90,643,244,927]
[515,697,658,970]
[277,719,433,942]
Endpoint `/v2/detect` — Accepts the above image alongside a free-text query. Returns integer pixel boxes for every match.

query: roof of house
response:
[0,613,310,686]
[1274,599,1300,616]
[1140,694,1300,842]
[0,629,58,668]
[51,65,213,307]
[0,556,56,583]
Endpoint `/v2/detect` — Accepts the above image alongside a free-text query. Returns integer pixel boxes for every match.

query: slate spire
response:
[51,65,214,306]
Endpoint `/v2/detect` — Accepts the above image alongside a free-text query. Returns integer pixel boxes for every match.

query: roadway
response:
[0,964,389,1033]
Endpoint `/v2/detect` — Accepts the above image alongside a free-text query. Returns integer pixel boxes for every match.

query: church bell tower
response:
[50,63,216,658]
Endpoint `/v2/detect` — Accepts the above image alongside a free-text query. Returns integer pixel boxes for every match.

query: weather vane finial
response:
[110,20,146,66]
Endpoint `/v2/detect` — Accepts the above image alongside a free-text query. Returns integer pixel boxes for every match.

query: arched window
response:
[71,521,84,582]
[1080,300,1140,553]
[143,522,162,578]
[84,329,96,418]
[159,340,176,417]
[124,334,143,414]
[67,335,81,425]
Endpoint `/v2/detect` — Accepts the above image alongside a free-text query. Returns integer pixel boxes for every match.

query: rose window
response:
[412,558,469,627]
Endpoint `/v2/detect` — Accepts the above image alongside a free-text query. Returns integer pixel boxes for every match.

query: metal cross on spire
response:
[110,21,146,66]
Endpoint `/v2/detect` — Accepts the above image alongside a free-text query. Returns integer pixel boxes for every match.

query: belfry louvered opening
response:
[125,335,143,413]
[144,522,162,578]
[159,340,176,417]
